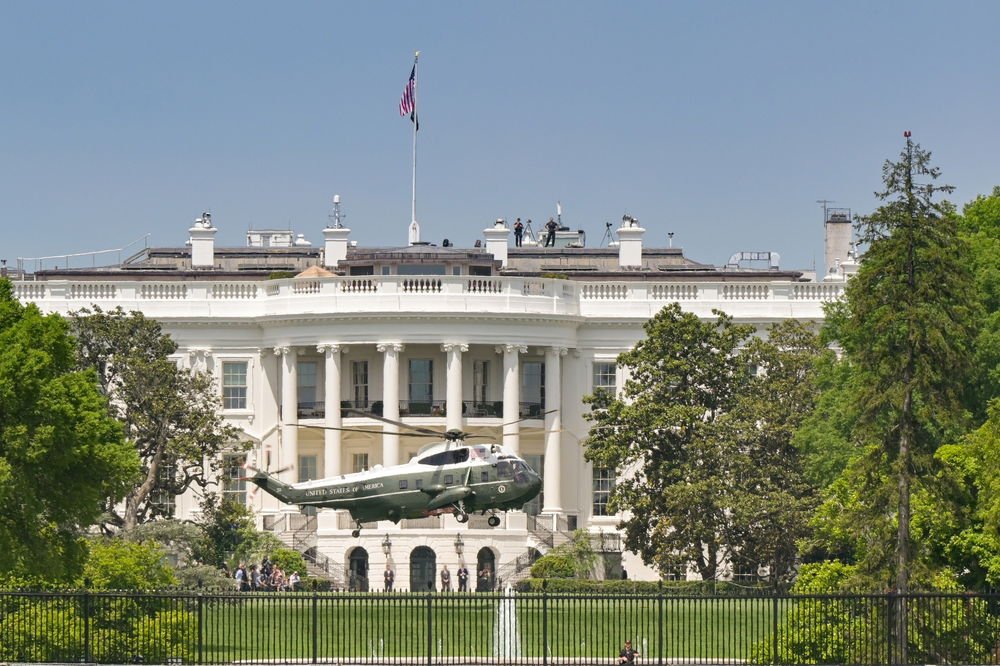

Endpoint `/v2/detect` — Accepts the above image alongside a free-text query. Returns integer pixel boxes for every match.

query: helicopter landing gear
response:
[487,514,501,527]
[454,510,469,523]
[351,521,363,538]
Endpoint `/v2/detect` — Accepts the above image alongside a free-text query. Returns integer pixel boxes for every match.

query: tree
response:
[583,304,823,580]
[0,280,138,582]
[71,307,243,532]
[823,136,979,596]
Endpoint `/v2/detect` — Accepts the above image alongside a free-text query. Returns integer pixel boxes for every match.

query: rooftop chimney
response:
[617,215,645,268]
[189,213,217,268]
[483,218,511,267]
[323,226,352,268]
[824,209,853,278]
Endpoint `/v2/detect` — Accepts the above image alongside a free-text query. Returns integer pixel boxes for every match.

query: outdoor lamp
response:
[382,534,392,555]
[454,533,464,555]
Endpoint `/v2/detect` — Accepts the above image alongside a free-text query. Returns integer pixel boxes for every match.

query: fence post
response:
[771,589,779,664]
[312,591,319,664]
[886,591,895,666]
[197,594,204,665]
[83,591,91,663]
[542,580,549,666]
[657,582,664,666]
[426,592,433,666]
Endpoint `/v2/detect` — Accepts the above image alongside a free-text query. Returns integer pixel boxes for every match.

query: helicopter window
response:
[418,448,470,466]
[444,474,454,485]
[415,478,423,489]
[399,480,408,490]
[497,461,514,480]
[481,471,490,482]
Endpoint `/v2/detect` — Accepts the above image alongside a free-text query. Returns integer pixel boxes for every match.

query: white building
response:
[10,209,853,590]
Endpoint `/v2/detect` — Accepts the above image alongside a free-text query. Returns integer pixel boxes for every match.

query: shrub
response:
[530,553,576,579]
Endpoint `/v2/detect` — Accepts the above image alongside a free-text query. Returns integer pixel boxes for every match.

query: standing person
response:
[383,566,395,592]
[234,563,247,591]
[544,217,558,247]
[440,565,452,592]
[618,640,640,664]
[288,571,301,592]
[513,218,524,247]
[457,564,469,592]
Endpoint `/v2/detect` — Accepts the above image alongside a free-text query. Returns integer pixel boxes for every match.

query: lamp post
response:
[454,533,464,556]
[382,534,392,556]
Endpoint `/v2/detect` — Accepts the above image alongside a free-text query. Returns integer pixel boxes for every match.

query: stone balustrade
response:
[12,275,842,321]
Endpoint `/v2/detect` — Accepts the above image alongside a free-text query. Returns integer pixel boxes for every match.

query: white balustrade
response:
[212,283,258,299]
[140,283,187,300]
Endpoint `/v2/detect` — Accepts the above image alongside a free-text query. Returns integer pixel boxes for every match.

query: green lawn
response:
[200,593,776,661]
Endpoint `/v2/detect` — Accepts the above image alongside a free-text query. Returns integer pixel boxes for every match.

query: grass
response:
[199,593,776,661]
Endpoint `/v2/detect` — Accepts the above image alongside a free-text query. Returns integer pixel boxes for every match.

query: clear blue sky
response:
[3,1,998,271]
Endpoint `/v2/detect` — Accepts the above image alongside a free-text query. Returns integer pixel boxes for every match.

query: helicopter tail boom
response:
[247,470,297,505]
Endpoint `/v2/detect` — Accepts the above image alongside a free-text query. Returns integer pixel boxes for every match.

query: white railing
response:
[12,275,842,320]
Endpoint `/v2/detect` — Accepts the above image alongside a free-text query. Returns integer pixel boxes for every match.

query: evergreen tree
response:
[825,134,978,595]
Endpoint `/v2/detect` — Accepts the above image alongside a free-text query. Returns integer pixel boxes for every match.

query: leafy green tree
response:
[584,305,823,580]
[0,280,139,582]
[956,186,1000,412]
[71,307,244,532]
[823,136,979,595]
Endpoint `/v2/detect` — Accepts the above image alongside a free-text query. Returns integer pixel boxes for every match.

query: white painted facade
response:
[11,218,846,590]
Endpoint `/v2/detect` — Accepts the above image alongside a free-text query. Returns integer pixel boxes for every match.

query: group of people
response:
[511,217,563,248]
[233,556,301,592]
[380,564,495,592]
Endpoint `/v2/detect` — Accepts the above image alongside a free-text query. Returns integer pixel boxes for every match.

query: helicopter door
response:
[348,547,369,592]
[409,546,437,591]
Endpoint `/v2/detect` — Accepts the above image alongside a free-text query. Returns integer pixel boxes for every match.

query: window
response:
[223,455,247,505]
[409,359,433,405]
[298,361,317,407]
[481,471,490,482]
[352,453,369,473]
[592,362,617,395]
[473,360,489,405]
[352,361,369,407]
[593,467,615,516]
[399,264,445,275]
[150,461,176,518]
[522,361,545,407]
[298,455,317,482]
[399,479,408,490]
[415,478,423,489]
[222,362,248,409]
[444,474,454,485]
[418,448,469,466]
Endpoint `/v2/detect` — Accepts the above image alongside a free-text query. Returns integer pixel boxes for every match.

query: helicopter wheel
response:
[351,529,361,538]
[455,511,469,524]
[487,515,501,528]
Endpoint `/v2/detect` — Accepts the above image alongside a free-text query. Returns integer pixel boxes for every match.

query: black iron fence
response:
[0,589,997,665]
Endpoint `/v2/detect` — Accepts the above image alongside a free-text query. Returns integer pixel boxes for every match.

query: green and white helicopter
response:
[245,412,544,537]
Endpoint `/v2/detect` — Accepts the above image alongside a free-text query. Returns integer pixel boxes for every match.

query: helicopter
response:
[245,411,545,537]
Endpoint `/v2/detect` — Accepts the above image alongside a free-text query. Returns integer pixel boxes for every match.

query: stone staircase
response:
[267,513,348,588]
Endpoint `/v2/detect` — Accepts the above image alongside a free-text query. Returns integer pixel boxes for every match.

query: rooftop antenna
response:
[328,194,345,229]
[668,232,674,248]
[817,199,835,223]
[556,200,563,227]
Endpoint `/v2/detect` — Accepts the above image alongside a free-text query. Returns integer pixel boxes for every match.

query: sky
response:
[2,1,999,273]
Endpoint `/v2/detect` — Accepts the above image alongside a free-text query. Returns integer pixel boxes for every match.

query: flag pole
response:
[409,51,420,244]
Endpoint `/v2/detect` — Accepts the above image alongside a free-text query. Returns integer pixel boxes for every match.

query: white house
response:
[11,208,853,590]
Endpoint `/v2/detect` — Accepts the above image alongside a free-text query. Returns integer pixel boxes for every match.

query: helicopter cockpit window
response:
[444,474,454,485]
[497,460,514,480]
[418,448,470,466]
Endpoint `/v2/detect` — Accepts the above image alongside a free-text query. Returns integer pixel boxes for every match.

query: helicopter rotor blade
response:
[341,408,445,437]
[498,409,558,429]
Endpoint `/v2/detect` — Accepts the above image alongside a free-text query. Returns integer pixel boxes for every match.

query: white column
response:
[497,344,526,454]
[378,343,404,467]
[275,346,298,484]
[442,343,467,432]
[319,343,344,478]
[543,347,567,514]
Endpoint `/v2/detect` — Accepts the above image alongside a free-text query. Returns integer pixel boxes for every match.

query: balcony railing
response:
[291,400,544,421]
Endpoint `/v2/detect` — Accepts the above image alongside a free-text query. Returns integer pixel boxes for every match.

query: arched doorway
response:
[476,547,496,591]
[348,547,369,591]
[410,546,436,591]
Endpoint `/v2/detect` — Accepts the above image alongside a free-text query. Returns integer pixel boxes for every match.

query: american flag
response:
[399,64,418,130]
